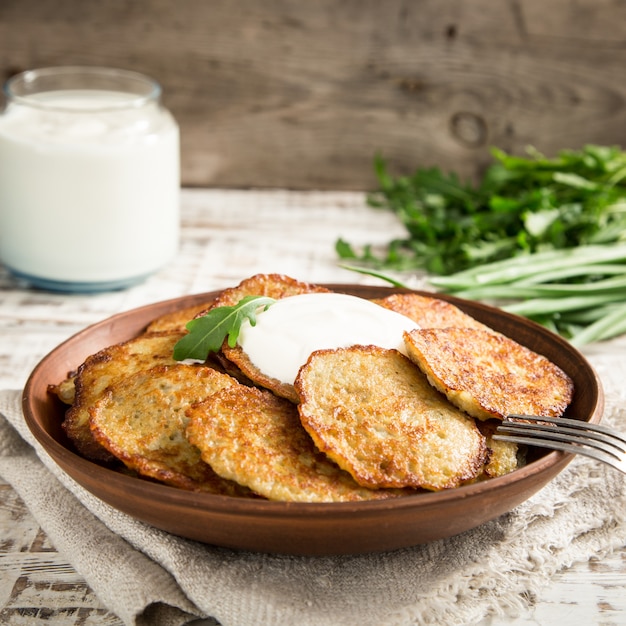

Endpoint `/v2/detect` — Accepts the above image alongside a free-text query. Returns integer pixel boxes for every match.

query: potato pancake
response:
[372,293,491,331]
[209,273,330,309]
[403,327,574,421]
[220,344,300,403]
[48,375,77,405]
[475,419,524,480]
[63,331,184,462]
[186,385,413,502]
[295,346,487,491]
[146,302,215,334]
[89,363,251,496]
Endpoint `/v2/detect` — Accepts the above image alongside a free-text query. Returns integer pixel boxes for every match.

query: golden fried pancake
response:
[48,375,77,405]
[403,327,574,421]
[482,438,521,479]
[372,293,491,331]
[475,419,524,480]
[146,302,215,334]
[295,346,487,491]
[220,344,300,403]
[63,332,184,462]
[186,385,413,502]
[208,273,330,309]
[90,363,251,496]
[207,352,257,386]
[218,274,331,402]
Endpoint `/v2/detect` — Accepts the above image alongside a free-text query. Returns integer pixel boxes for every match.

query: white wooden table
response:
[1,189,625,625]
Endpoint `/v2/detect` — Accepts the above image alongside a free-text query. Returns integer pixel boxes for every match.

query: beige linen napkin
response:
[1,383,625,626]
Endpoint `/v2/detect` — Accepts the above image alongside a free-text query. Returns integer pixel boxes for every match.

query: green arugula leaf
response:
[172,295,276,361]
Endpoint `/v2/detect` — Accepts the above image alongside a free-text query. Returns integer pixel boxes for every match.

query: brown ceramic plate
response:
[23,285,604,556]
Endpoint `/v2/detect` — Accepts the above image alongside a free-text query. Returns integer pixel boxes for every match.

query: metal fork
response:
[494,414,626,474]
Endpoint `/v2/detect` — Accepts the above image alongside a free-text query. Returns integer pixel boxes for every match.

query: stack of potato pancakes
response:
[50,274,573,502]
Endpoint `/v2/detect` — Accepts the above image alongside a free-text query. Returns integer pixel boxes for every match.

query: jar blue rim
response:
[7,266,152,293]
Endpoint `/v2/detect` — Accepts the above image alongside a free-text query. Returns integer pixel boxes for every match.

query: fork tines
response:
[494,414,626,474]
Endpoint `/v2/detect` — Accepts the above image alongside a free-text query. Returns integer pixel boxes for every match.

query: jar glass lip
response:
[4,66,162,112]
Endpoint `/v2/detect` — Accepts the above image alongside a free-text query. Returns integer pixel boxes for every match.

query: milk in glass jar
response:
[0,66,180,291]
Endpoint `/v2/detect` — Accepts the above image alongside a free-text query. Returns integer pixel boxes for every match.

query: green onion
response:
[452,275,626,301]
[569,304,626,346]
[429,244,626,345]
[502,294,625,316]
[429,244,626,289]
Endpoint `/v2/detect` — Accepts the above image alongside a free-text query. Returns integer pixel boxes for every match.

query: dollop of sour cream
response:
[237,292,420,384]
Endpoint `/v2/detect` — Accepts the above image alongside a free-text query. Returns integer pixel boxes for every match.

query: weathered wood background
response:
[0,0,625,190]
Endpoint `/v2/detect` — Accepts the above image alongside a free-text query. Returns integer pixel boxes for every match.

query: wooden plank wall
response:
[0,0,624,190]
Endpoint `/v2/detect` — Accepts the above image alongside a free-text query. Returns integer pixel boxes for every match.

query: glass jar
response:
[0,66,180,292]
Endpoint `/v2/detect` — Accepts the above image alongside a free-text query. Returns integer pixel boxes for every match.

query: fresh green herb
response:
[338,263,409,287]
[173,295,276,361]
[338,145,626,275]
[428,244,626,345]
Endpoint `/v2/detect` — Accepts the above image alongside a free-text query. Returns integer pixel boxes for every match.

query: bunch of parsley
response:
[337,145,626,276]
